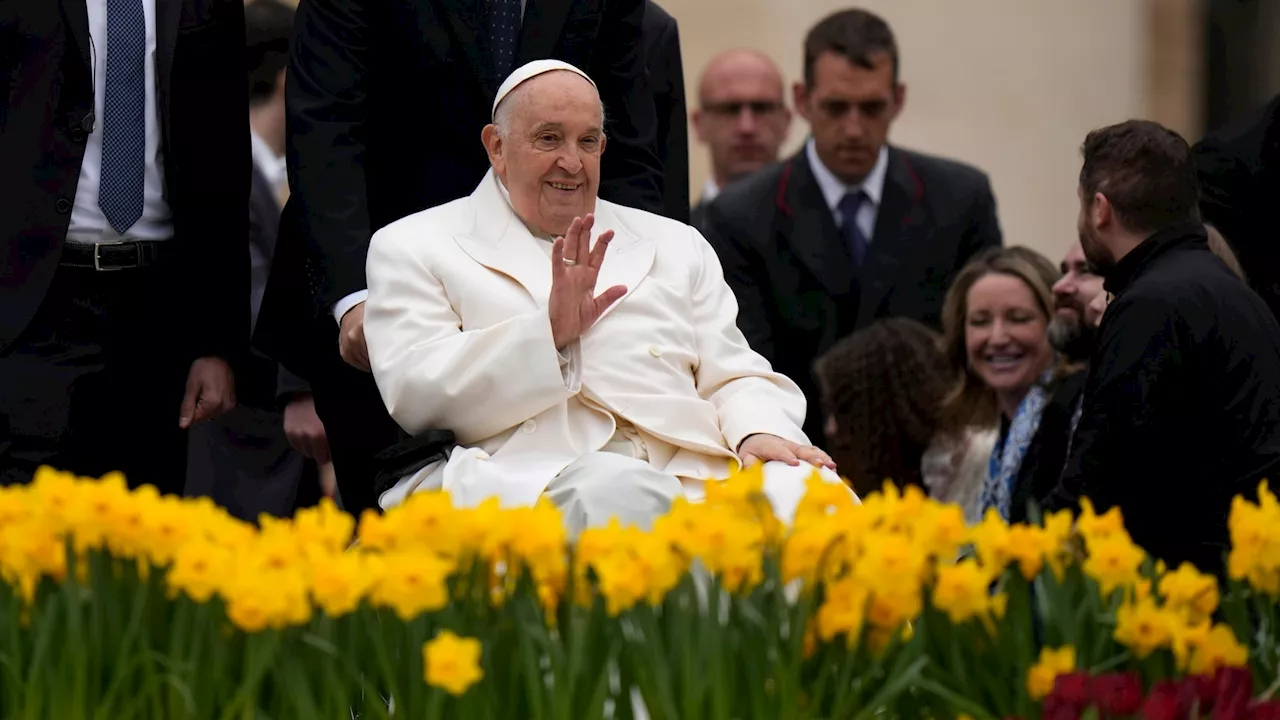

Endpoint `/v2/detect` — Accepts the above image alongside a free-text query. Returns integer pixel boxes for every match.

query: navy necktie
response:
[99,0,147,235]
[490,0,522,83]
[838,190,869,266]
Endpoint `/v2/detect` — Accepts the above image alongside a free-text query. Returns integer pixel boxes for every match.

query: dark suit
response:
[186,150,319,522]
[703,146,1002,444]
[642,1,688,223]
[255,0,663,515]
[1194,94,1280,322]
[0,0,248,492]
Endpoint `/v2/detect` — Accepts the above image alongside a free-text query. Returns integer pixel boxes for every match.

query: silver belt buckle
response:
[93,241,130,272]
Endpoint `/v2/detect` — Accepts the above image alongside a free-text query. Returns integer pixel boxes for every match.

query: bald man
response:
[690,49,792,228]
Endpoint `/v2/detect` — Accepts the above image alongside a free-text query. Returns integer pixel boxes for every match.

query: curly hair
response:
[814,317,955,496]
[938,246,1069,433]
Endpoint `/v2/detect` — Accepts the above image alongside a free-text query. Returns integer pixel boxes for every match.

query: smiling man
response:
[363,60,849,533]
[1048,240,1104,363]
[701,8,1003,447]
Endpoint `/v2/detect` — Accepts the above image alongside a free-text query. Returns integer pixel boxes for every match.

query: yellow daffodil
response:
[423,630,484,696]
[1026,645,1076,700]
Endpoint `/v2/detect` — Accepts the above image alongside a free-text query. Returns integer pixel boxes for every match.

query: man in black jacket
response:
[701,8,1002,445]
[1051,119,1280,576]
[0,0,248,492]
[255,0,663,515]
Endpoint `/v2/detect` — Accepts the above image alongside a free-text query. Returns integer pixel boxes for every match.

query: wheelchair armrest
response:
[371,429,458,496]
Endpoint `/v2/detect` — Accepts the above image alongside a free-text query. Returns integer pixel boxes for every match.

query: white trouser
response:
[543,451,685,538]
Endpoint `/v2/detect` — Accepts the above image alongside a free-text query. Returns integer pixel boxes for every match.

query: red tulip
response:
[1052,672,1092,708]
[1250,700,1280,720]
[1090,672,1143,716]
[1144,680,1192,720]
[1212,668,1253,720]
[1189,675,1218,708]
[1042,695,1083,720]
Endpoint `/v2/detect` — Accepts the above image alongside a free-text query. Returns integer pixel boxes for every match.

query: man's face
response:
[1076,185,1114,275]
[485,72,603,237]
[1048,240,1103,359]
[794,51,902,184]
[1051,241,1103,330]
[693,52,791,186]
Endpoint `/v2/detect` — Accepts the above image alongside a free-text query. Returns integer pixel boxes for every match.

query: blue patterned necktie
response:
[838,190,869,266]
[99,0,147,235]
[490,0,522,83]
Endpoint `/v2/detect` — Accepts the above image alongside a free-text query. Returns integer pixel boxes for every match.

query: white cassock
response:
[364,169,852,532]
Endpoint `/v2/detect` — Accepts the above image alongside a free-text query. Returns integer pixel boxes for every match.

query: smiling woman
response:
[937,246,1088,523]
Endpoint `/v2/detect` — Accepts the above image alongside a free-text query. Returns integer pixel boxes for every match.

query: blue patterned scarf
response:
[980,365,1056,521]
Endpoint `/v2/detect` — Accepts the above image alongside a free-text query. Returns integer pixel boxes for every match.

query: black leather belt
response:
[61,241,163,271]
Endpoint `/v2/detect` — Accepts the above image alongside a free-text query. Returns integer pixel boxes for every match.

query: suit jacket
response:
[256,0,663,375]
[1194,94,1280,322]
[364,170,809,509]
[702,146,1002,444]
[641,1,688,224]
[0,0,249,358]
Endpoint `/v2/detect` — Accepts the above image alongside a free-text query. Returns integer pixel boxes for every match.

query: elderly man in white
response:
[364,60,847,532]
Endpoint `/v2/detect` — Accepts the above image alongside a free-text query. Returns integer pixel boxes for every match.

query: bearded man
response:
[363,61,847,532]
[1048,240,1104,364]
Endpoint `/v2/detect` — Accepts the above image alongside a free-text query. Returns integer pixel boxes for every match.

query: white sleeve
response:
[686,227,810,450]
[364,234,578,440]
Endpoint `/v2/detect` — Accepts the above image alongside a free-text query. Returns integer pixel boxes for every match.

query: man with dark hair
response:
[0,0,247,491]
[1050,119,1280,576]
[1048,240,1103,364]
[701,8,1002,446]
[186,0,328,521]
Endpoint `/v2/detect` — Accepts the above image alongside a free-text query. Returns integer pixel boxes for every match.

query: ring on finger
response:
[562,258,577,266]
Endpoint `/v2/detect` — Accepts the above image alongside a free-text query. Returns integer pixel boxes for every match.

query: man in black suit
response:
[689,49,792,229]
[0,0,248,492]
[702,8,1002,446]
[1194,94,1280,322]
[186,0,325,521]
[642,1,688,224]
[256,0,664,515]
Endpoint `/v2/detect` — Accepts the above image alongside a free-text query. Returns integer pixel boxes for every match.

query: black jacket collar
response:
[1103,221,1207,295]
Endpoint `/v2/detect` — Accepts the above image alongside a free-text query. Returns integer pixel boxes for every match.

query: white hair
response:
[492,76,607,140]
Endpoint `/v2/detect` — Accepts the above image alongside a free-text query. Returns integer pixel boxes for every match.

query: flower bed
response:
[0,465,1277,718]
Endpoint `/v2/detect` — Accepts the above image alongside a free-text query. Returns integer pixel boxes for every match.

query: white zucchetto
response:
[491,59,597,121]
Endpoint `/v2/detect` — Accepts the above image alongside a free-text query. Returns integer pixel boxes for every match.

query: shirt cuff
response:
[333,290,369,324]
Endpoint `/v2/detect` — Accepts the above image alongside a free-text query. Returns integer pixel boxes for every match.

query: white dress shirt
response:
[334,0,529,323]
[700,177,720,204]
[804,137,887,244]
[250,131,287,199]
[67,0,174,245]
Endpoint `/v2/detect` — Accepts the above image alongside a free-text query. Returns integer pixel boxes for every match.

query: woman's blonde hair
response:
[937,246,1067,433]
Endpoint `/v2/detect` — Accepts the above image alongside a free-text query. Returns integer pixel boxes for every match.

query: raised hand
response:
[548,214,627,349]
